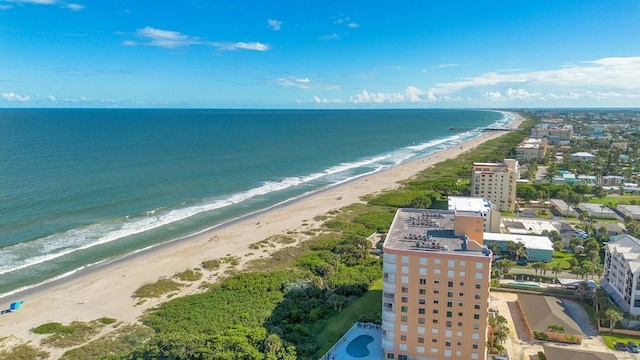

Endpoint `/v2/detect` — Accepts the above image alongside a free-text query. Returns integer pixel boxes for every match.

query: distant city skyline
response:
[1,0,640,108]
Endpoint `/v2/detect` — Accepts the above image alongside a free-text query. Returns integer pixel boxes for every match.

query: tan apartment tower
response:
[471,159,518,212]
[381,209,492,360]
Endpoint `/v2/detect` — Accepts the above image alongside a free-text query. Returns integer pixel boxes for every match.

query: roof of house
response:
[607,234,640,273]
[517,294,582,335]
[571,151,595,157]
[483,232,554,251]
[542,344,616,360]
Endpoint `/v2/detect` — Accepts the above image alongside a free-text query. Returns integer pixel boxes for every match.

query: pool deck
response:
[323,323,383,360]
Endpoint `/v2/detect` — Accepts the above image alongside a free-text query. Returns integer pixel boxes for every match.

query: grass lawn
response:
[601,333,640,349]
[588,195,640,207]
[313,279,382,358]
[549,251,573,269]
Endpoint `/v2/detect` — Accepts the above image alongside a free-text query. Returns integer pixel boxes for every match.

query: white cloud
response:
[276,76,340,90]
[278,76,311,89]
[65,3,83,11]
[5,0,56,4]
[320,33,339,41]
[430,56,640,96]
[347,23,360,28]
[132,27,269,51]
[214,42,270,51]
[349,86,437,104]
[267,19,282,31]
[313,96,344,104]
[2,92,30,101]
[437,63,459,68]
[136,26,198,48]
[47,95,56,101]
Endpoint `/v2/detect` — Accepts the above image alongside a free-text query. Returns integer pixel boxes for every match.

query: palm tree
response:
[552,263,563,280]
[531,262,542,276]
[604,308,623,334]
[541,263,550,277]
[547,324,565,342]
[495,259,515,275]
[488,315,510,353]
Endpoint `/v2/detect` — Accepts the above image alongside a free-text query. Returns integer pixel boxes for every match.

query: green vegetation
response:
[588,195,640,207]
[0,341,49,360]
[601,333,640,350]
[81,114,536,359]
[201,259,221,270]
[61,324,153,360]
[31,319,117,348]
[313,280,382,358]
[133,278,183,299]
[173,268,203,282]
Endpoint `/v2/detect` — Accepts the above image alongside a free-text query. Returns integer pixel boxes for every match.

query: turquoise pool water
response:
[512,282,540,288]
[346,335,374,358]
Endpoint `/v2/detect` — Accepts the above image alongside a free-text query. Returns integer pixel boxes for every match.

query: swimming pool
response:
[511,282,540,288]
[346,335,374,358]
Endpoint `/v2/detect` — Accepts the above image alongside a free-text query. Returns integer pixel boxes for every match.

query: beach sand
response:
[0,113,523,357]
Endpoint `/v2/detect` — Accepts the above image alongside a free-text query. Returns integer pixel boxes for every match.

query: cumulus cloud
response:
[313,96,344,104]
[349,86,438,104]
[267,19,282,31]
[2,92,31,101]
[430,56,640,96]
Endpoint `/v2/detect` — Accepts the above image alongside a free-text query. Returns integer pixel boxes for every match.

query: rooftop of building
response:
[384,208,491,257]
[617,204,640,216]
[542,344,616,360]
[517,294,582,336]
[607,234,640,272]
[483,232,554,251]
[447,196,492,213]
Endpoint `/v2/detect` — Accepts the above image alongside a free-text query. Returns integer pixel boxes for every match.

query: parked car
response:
[615,342,629,351]
[627,341,639,353]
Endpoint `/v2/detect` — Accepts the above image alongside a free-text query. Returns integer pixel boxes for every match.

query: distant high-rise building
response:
[381,208,492,360]
[471,159,518,212]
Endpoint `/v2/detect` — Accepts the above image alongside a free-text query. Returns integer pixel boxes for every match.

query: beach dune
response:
[0,114,523,357]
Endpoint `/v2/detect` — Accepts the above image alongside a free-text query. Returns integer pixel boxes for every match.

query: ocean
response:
[0,108,509,297]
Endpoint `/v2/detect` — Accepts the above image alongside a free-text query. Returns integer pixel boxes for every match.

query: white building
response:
[471,159,518,212]
[483,232,554,262]
[448,196,501,233]
[617,204,640,221]
[603,234,640,315]
[570,152,596,161]
[515,138,548,162]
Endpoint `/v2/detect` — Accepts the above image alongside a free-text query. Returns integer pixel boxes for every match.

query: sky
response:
[1,0,640,108]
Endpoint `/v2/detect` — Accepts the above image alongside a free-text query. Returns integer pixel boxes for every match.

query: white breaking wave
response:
[0,129,491,279]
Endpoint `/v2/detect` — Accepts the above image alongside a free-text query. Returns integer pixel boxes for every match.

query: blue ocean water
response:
[0,109,509,296]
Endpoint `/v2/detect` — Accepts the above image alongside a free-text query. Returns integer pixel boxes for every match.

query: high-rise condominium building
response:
[471,159,518,212]
[381,208,492,360]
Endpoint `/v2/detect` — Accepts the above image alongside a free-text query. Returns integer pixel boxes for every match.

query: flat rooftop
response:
[385,208,489,257]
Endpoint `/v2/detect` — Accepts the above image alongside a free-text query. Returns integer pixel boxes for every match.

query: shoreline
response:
[0,112,523,355]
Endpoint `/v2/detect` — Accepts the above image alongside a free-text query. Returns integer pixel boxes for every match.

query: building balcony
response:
[383,281,397,293]
[381,338,395,350]
[382,309,396,322]
[381,320,396,332]
[383,262,397,273]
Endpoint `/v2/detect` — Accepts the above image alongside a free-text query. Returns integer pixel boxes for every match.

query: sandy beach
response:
[0,113,523,356]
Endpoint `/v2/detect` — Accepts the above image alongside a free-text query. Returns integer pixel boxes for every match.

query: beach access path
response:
[0,113,523,358]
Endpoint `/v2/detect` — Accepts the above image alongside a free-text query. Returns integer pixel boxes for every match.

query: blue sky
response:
[1,0,640,108]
